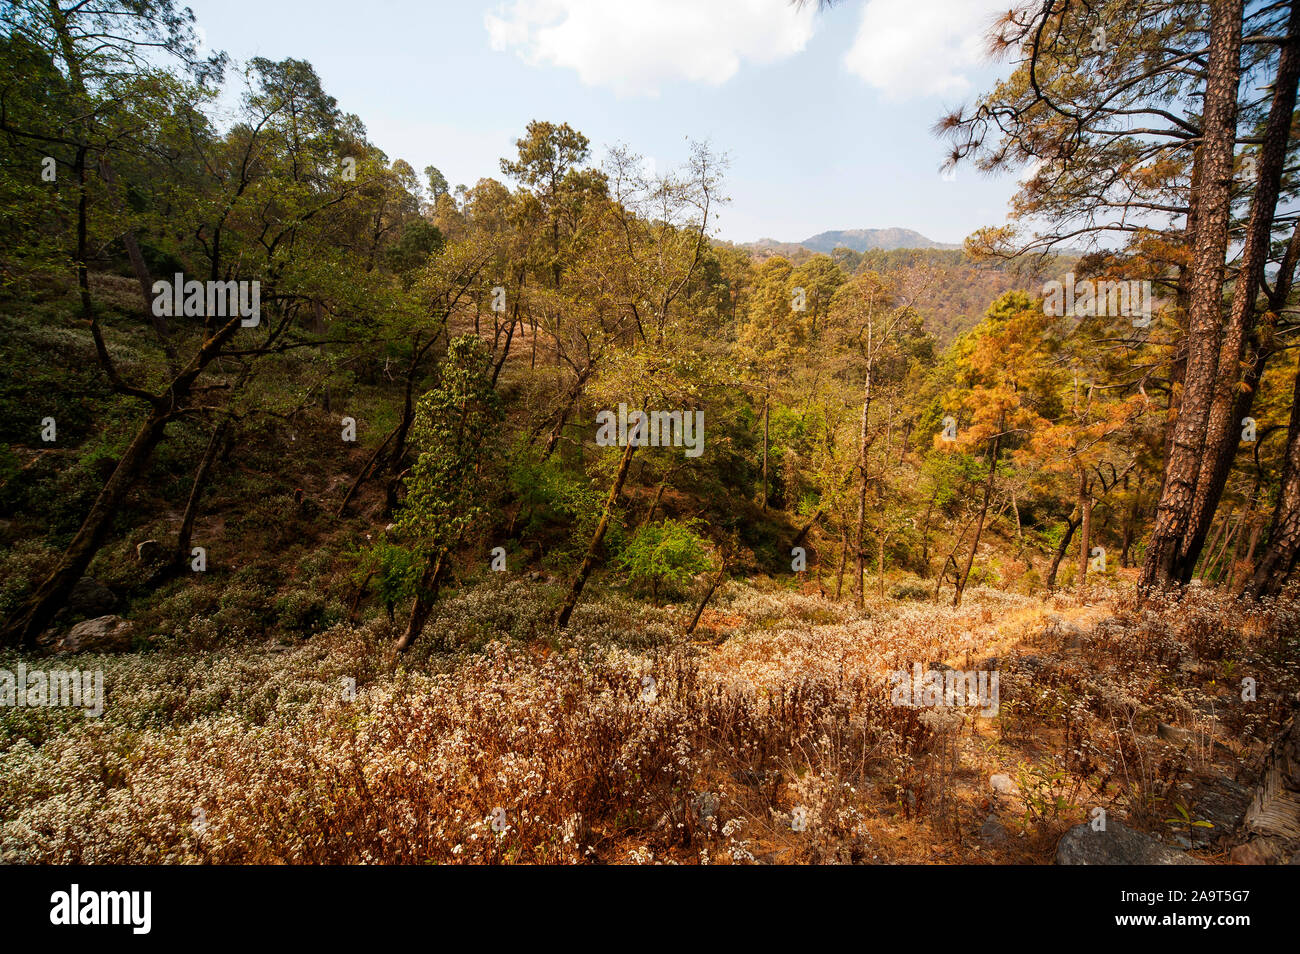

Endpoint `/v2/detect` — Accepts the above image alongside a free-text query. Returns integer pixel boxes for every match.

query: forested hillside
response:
[736,243,1064,343]
[1,0,1299,869]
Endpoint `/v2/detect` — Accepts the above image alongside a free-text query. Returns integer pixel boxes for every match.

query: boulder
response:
[1056,819,1206,865]
[1188,776,1251,845]
[1230,837,1288,865]
[990,773,1018,795]
[1052,616,1090,649]
[1157,723,1193,744]
[56,615,134,654]
[60,578,116,619]
[979,815,1009,844]
[135,539,162,564]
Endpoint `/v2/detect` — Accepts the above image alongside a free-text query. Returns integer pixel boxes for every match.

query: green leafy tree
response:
[424,165,448,203]
[392,335,503,651]
[617,518,714,604]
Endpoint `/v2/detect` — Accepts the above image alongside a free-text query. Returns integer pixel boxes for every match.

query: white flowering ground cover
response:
[2,578,1295,864]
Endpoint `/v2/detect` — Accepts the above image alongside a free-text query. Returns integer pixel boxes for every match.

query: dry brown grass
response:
[2,579,1295,863]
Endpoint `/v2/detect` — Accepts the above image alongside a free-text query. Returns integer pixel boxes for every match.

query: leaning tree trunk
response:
[1046,513,1081,592]
[395,552,444,652]
[557,436,638,630]
[336,420,401,517]
[2,295,255,647]
[954,430,999,607]
[2,407,171,647]
[2,132,177,647]
[173,415,232,572]
[537,361,595,463]
[1141,0,1244,590]
[686,558,728,635]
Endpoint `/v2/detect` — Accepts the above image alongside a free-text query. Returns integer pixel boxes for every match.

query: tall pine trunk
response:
[1141,0,1243,589]
[1178,0,1300,580]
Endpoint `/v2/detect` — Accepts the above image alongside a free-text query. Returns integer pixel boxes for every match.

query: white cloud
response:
[484,0,816,97]
[843,0,1007,100]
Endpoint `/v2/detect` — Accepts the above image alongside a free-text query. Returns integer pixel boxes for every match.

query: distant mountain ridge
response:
[747,227,960,254]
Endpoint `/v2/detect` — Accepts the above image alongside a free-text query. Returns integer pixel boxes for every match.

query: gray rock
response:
[60,578,116,619]
[990,773,1018,795]
[979,815,1008,844]
[1230,837,1288,865]
[1044,614,1089,647]
[1157,723,1193,744]
[56,615,133,654]
[1058,620,1090,649]
[1189,776,1250,836]
[1056,819,1206,865]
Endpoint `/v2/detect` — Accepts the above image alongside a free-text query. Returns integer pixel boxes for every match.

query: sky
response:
[185,0,1022,245]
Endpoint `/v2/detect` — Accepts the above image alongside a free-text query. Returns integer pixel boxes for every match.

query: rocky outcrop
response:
[1056,819,1206,865]
[55,615,134,653]
[58,577,116,619]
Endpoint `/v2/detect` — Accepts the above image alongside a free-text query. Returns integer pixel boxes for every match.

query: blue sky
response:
[186,0,1022,245]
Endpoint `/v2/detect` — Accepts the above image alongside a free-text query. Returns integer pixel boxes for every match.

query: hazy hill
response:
[728,233,1072,345]
[747,227,960,256]
[802,227,959,253]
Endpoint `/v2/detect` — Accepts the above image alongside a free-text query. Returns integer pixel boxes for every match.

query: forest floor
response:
[2,577,1296,864]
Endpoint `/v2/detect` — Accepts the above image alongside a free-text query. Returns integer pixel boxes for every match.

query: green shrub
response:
[354,539,421,618]
[888,578,932,601]
[616,518,713,604]
[274,589,339,636]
